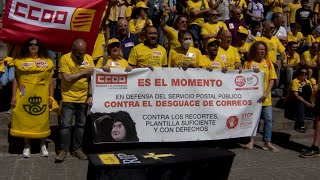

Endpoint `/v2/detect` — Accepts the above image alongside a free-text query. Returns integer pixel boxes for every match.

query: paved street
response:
[0,136,319,180]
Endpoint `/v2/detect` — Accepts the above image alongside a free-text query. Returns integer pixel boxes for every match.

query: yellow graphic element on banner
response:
[143,153,175,160]
[71,8,96,32]
[99,154,121,164]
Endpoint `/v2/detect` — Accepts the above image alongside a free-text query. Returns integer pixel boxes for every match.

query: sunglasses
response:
[209,14,219,16]
[28,43,39,47]
[300,72,307,75]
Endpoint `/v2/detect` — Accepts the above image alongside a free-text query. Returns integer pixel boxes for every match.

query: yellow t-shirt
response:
[231,0,247,10]
[91,31,106,60]
[301,51,317,66]
[59,53,95,103]
[200,55,225,69]
[108,2,120,21]
[168,47,202,67]
[125,6,134,19]
[254,36,285,63]
[129,18,153,42]
[129,19,153,32]
[201,22,228,36]
[187,0,209,27]
[269,0,284,13]
[287,78,312,100]
[164,26,181,49]
[128,43,167,67]
[288,32,304,43]
[283,52,300,65]
[237,42,251,53]
[286,2,301,23]
[244,59,277,106]
[216,46,241,69]
[96,57,129,68]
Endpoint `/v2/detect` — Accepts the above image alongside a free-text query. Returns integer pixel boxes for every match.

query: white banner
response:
[91,68,264,143]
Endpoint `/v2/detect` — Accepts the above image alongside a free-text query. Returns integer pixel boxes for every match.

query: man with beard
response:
[115,19,139,60]
[216,30,242,71]
[200,38,227,72]
[128,26,167,69]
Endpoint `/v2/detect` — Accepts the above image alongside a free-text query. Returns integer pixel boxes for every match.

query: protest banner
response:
[91,68,264,143]
[0,0,107,53]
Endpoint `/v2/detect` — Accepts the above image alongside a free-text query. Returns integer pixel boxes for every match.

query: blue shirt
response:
[116,33,139,60]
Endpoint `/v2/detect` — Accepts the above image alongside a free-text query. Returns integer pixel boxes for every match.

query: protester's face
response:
[299,69,308,80]
[118,20,128,35]
[0,17,2,29]
[264,23,275,37]
[72,44,86,61]
[111,121,127,141]
[232,9,242,20]
[302,2,308,8]
[221,32,232,47]
[275,14,285,26]
[289,44,298,54]
[209,10,219,23]
[257,44,266,58]
[108,43,120,57]
[145,27,158,45]
[28,39,39,55]
[207,42,219,56]
[238,33,248,43]
[180,34,192,43]
[176,17,188,31]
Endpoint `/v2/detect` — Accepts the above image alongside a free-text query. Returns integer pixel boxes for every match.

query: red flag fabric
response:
[0,0,107,54]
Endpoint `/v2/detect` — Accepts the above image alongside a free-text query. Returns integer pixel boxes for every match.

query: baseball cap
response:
[136,2,148,9]
[238,26,249,35]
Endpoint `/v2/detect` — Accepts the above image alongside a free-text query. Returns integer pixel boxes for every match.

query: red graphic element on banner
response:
[226,116,239,129]
[234,76,246,87]
[96,74,128,85]
[0,0,107,54]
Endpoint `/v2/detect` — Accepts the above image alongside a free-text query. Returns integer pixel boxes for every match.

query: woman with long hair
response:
[10,37,54,158]
[243,41,280,152]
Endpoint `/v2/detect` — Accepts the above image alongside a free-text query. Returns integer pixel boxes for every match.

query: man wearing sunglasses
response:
[201,10,227,43]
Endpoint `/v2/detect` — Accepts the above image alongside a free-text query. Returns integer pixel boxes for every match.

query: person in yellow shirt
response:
[129,2,153,42]
[56,39,95,163]
[301,42,319,81]
[282,41,300,96]
[201,10,228,42]
[161,15,188,49]
[286,0,301,27]
[235,26,251,64]
[96,39,133,72]
[288,23,304,45]
[243,41,280,152]
[128,26,167,69]
[285,67,313,133]
[200,38,227,72]
[230,0,247,19]
[10,38,54,158]
[168,30,202,68]
[255,21,285,97]
[265,0,284,20]
[187,0,210,49]
[216,30,242,71]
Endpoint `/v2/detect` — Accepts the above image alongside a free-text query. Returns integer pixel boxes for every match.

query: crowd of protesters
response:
[1,0,320,162]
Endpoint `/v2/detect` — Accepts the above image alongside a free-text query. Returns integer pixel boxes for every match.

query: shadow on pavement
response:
[272,131,311,153]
